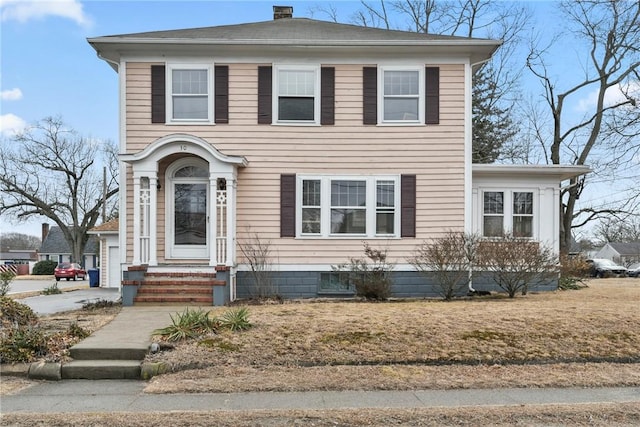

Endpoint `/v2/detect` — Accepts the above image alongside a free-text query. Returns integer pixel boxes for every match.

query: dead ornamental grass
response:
[145,279,640,393]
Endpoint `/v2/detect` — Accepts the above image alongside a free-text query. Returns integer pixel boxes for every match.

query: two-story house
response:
[88,6,589,305]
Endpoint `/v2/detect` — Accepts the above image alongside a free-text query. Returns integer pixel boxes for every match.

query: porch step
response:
[132,270,220,306]
[134,295,214,304]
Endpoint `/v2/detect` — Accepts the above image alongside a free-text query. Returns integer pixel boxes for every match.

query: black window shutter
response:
[151,65,166,123]
[321,67,335,125]
[401,175,416,237]
[425,67,440,124]
[258,66,273,124]
[363,67,377,125]
[215,65,229,124]
[280,174,296,237]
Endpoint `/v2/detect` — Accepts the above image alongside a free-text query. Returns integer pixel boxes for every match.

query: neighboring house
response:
[88,6,589,305]
[88,219,120,288]
[594,242,640,267]
[39,224,98,269]
[0,250,37,275]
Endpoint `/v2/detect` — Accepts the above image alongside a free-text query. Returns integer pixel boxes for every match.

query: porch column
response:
[208,175,218,267]
[226,174,237,267]
[148,174,159,266]
[132,174,142,266]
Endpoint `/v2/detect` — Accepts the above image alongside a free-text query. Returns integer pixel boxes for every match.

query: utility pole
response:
[102,166,107,221]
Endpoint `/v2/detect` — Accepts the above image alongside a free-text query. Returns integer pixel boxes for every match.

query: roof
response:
[472,164,591,181]
[89,218,119,234]
[39,226,99,255]
[606,242,640,256]
[0,251,37,261]
[93,18,485,44]
[88,17,502,69]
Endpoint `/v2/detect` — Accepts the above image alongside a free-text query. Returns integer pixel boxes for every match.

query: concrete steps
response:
[61,360,141,380]
[60,307,177,380]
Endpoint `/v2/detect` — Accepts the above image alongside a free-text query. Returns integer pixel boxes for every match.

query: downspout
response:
[466,57,493,293]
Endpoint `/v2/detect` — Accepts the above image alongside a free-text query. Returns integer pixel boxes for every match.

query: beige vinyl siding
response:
[124,62,466,265]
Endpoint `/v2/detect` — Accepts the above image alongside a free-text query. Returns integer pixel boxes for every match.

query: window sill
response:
[272,122,321,127]
[296,235,401,240]
[165,121,215,126]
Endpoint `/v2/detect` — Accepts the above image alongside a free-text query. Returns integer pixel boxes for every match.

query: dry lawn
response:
[2,403,640,427]
[145,278,640,393]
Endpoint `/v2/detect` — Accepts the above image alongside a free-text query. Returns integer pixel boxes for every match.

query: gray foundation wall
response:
[236,271,558,300]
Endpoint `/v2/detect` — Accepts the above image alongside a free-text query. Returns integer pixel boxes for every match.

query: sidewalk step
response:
[70,344,148,361]
[61,360,141,380]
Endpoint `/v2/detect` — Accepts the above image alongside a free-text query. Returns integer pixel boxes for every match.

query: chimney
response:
[42,223,50,243]
[273,5,293,20]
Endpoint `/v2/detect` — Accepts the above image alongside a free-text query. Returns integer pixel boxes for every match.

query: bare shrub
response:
[410,231,480,300]
[334,242,394,301]
[238,230,276,299]
[479,233,559,298]
[559,254,590,290]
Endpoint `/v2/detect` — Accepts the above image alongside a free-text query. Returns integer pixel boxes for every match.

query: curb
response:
[28,361,62,381]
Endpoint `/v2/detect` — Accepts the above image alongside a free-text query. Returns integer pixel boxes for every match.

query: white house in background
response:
[594,242,640,266]
[88,219,120,288]
[87,6,589,305]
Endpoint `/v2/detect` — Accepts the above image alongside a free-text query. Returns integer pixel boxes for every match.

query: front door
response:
[168,159,210,259]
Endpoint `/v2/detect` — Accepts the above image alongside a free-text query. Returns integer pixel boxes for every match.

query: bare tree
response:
[0,232,41,251]
[525,0,640,253]
[0,117,118,263]
[237,229,277,299]
[593,215,640,244]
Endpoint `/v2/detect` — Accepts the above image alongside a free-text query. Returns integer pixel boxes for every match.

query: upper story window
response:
[483,190,535,238]
[298,175,399,238]
[274,65,320,124]
[151,64,228,125]
[167,64,213,123]
[382,69,421,122]
[380,66,424,124]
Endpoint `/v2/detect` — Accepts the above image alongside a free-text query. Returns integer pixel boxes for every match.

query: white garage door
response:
[108,246,120,288]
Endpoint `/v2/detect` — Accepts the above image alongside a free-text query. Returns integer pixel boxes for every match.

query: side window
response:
[301,179,321,235]
[376,180,395,235]
[483,191,504,237]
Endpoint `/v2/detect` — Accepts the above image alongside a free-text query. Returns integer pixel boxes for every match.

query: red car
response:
[54,263,87,281]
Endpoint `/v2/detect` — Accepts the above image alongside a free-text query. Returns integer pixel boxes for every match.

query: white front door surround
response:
[121,134,247,267]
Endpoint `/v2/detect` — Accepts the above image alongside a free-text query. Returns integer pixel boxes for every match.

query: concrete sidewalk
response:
[2,381,639,413]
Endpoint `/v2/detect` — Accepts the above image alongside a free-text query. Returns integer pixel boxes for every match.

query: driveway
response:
[10,278,121,315]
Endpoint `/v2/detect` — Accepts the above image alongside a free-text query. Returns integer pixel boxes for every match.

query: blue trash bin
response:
[88,269,100,287]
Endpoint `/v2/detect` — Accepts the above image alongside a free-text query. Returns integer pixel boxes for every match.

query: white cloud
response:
[576,81,640,113]
[0,113,27,137]
[0,0,91,27]
[1,88,23,101]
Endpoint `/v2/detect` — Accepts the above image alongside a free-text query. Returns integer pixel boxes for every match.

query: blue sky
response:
[0,0,635,239]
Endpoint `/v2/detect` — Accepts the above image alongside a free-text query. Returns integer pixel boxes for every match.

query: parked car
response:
[586,259,627,278]
[627,263,640,278]
[54,262,87,281]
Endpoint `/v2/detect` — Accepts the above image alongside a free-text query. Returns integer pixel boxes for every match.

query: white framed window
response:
[167,63,213,123]
[379,66,424,124]
[297,175,400,238]
[482,190,535,238]
[274,65,320,124]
